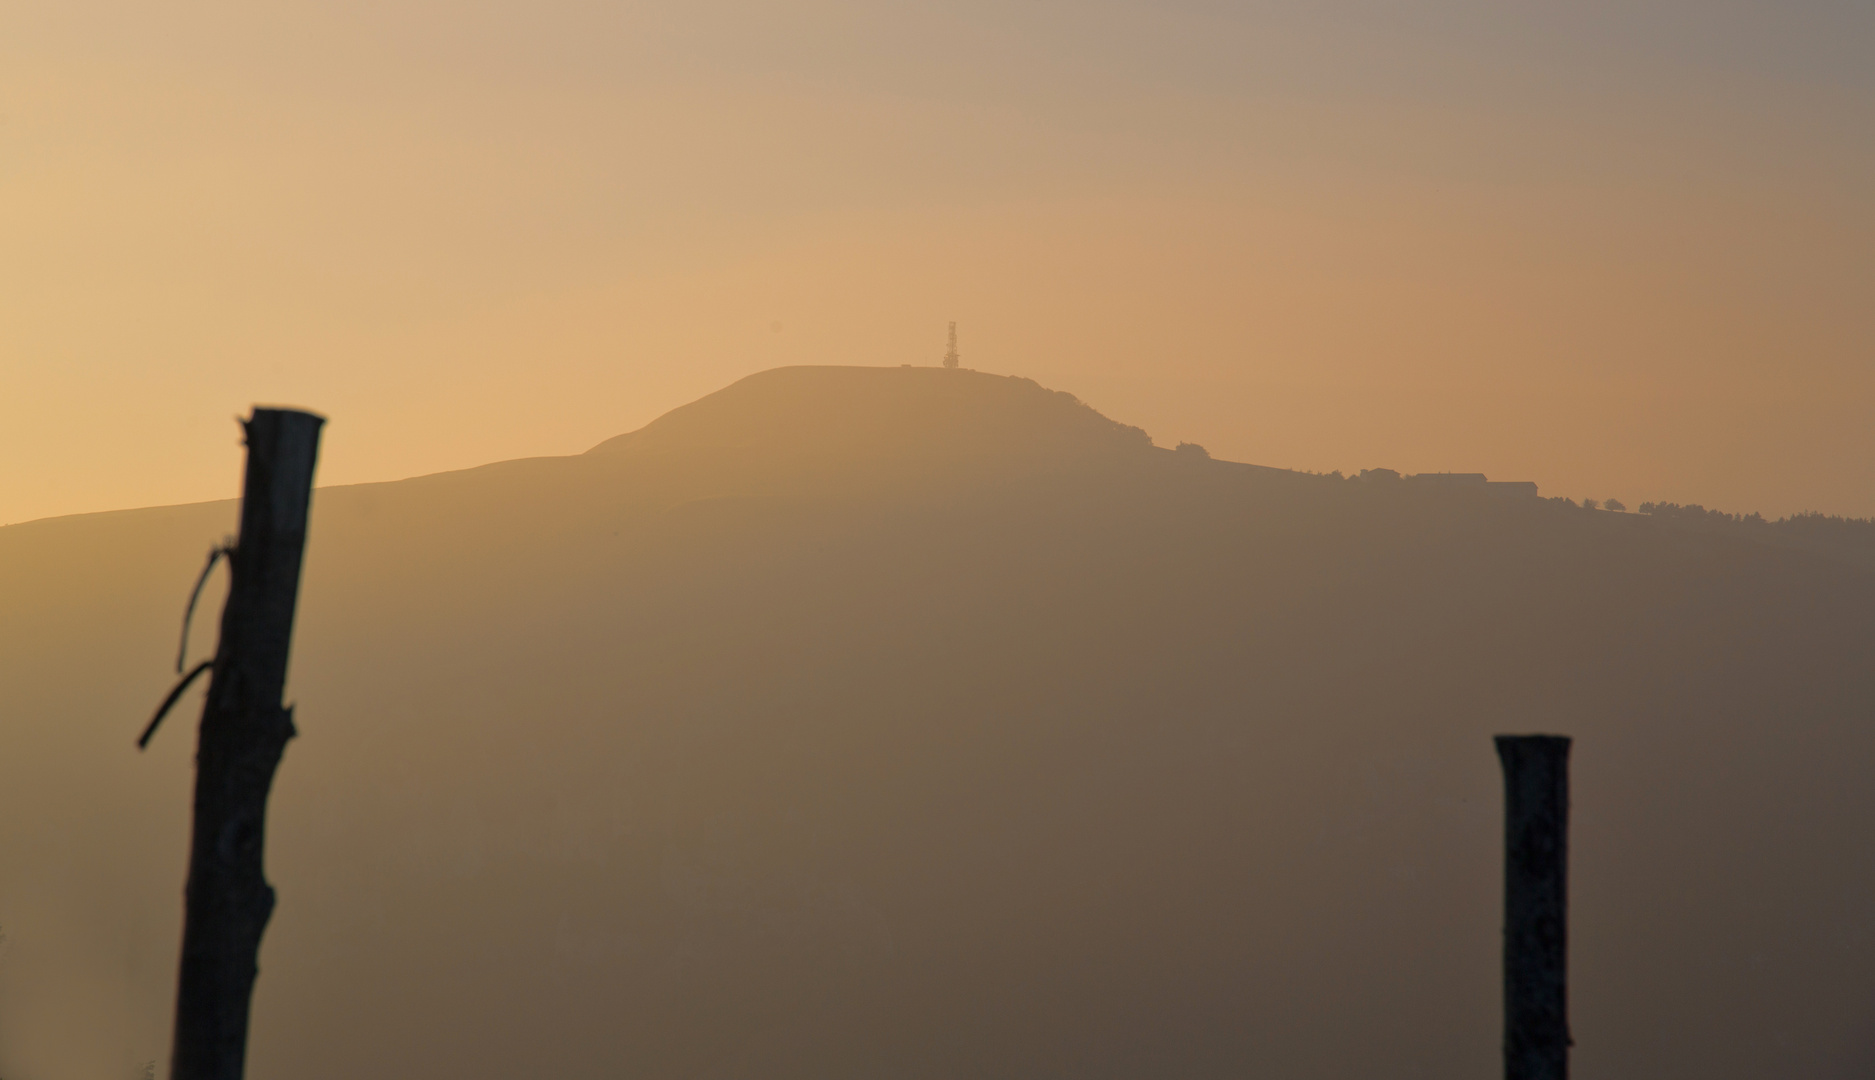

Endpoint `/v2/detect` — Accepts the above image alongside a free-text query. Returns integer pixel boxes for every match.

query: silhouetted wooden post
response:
[1495,734,1570,1080]
[170,409,323,1080]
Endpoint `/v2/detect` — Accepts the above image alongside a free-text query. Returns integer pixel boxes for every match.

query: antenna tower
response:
[943,322,959,369]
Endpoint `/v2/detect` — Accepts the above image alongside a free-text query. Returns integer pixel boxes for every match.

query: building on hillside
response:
[1485,481,1539,498]
[1405,472,1539,498]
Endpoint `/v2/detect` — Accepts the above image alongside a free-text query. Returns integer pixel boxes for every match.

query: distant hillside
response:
[3,366,1874,1080]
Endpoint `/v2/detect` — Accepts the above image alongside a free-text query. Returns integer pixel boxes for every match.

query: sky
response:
[3,0,1871,524]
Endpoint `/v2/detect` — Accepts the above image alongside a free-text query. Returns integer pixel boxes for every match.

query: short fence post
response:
[1495,734,1571,1080]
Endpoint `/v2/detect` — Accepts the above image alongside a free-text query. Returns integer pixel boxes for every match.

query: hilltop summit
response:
[586,365,1152,467]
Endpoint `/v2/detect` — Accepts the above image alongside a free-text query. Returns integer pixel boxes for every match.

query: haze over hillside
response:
[4,367,1875,1079]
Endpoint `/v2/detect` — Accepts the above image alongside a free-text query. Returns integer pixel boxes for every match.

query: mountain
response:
[3,366,1874,1079]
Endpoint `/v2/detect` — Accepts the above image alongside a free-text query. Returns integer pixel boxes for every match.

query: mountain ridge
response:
[3,366,1875,1079]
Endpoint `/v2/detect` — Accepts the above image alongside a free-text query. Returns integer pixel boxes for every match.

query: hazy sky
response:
[4,0,1871,524]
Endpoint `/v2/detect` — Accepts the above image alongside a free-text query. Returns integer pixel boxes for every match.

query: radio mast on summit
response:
[943,322,959,369]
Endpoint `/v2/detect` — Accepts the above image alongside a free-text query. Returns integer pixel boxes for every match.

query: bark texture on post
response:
[1495,734,1571,1080]
[170,409,323,1080]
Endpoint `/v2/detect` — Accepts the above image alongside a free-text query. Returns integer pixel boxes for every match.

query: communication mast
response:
[943,322,959,369]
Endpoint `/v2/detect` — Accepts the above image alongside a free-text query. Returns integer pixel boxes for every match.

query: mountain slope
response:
[3,366,1873,1079]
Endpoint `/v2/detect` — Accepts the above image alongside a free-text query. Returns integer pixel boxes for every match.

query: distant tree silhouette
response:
[1582,498,1599,511]
[1604,498,1626,512]
[1777,511,1875,544]
[1175,442,1209,459]
[1635,502,1875,555]
[1639,502,1763,527]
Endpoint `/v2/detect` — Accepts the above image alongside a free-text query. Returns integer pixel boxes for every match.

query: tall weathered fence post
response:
[1495,734,1571,1080]
[171,409,324,1080]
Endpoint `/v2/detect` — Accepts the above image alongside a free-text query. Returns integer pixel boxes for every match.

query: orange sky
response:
[4,0,1871,524]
